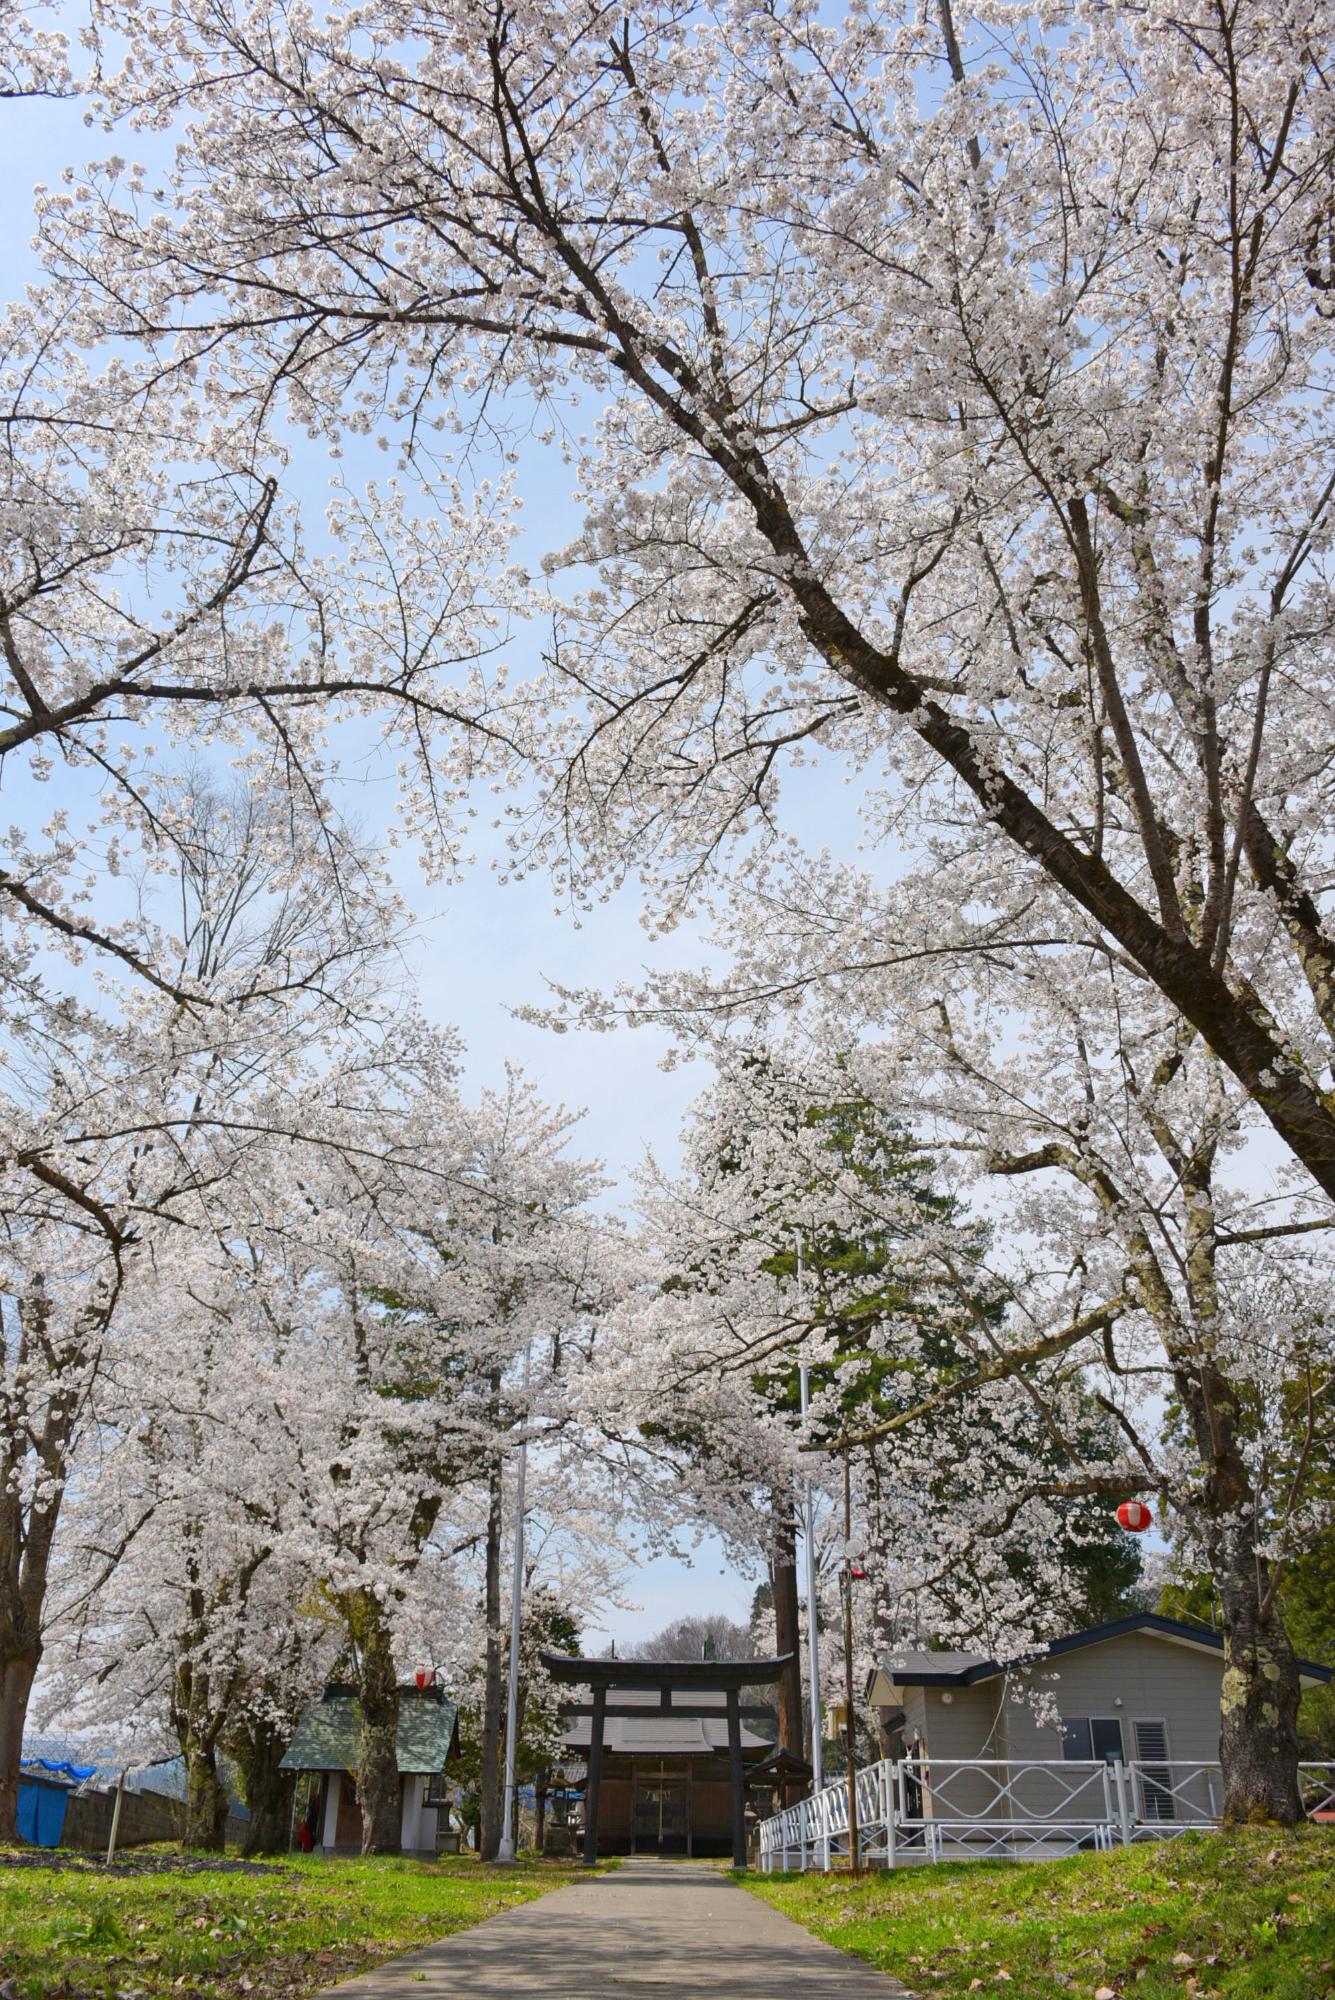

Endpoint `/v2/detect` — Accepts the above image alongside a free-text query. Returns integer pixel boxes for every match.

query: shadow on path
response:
[315,1858,911,1997]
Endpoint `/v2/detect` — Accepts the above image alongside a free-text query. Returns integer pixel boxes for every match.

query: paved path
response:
[316,1859,911,1997]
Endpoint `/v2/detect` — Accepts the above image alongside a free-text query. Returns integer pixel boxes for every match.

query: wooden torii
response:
[541,1651,794,1869]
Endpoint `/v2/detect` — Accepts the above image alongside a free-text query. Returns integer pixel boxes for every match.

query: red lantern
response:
[415,1668,435,1692]
[1116,1499,1153,1533]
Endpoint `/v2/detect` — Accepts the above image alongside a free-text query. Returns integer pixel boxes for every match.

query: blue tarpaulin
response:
[17,1776,70,1847]
[26,1757,95,1783]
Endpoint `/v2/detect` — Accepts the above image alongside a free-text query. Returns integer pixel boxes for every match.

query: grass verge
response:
[740,1826,1334,1999]
[0,1848,584,1998]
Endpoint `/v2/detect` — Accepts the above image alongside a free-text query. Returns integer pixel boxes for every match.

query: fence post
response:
[1114,1758,1133,1846]
[105,1770,127,1866]
[885,1760,897,1871]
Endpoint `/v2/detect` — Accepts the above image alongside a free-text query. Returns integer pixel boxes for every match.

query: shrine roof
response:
[557,1687,776,1759]
[279,1687,459,1775]
[539,1652,792,1689]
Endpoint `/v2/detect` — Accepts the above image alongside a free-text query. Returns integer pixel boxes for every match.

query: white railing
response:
[756,1759,1335,1871]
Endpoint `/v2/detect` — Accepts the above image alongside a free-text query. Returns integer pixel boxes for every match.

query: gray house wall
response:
[899,1682,1008,1819]
[894,1634,1229,1827]
[998,1632,1225,1765]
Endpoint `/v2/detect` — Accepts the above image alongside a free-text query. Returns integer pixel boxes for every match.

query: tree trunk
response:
[478,1457,505,1861]
[1173,1274,1303,1825]
[183,1745,231,1851]
[236,1717,296,1855]
[0,1651,39,1842]
[535,1775,547,1855]
[1212,1518,1303,1824]
[770,1492,803,1761]
[172,1632,230,1852]
[356,1598,402,1856]
[0,1277,80,1843]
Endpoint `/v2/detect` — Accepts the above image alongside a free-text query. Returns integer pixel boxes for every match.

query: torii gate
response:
[541,1650,794,1869]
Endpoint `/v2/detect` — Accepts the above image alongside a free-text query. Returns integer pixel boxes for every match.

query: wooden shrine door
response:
[632,1773,688,1854]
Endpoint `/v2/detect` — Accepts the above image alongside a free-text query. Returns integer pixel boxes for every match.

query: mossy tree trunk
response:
[233,1715,297,1855]
[354,1596,402,1856]
[1175,1163,1303,1825]
[173,1625,231,1852]
[183,1743,231,1851]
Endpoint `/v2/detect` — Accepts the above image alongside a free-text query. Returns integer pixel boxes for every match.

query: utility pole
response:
[842,1445,861,1875]
[497,1348,530,1864]
[796,1230,829,1871]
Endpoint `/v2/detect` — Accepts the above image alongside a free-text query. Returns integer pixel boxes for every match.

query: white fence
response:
[757,1759,1335,1870]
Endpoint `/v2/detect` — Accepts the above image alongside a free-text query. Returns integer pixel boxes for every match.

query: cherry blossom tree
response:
[0,1,73,101]
[35,0,1335,1204]
[0,779,415,1840]
[374,1075,619,1859]
[36,1052,628,1855]
[619,1054,1139,1672]
[619,1019,1332,1824]
[0,309,527,1018]
[9,0,1335,1835]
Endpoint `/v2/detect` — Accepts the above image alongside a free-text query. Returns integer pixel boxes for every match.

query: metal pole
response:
[796,1230,829,1871]
[1115,1755,1134,1846]
[842,1446,861,1874]
[497,1350,530,1864]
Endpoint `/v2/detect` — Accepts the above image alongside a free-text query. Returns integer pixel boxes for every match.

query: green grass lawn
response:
[0,1849,584,1998]
[741,1826,1335,1999]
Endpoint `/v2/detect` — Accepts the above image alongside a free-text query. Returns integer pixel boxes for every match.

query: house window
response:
[1061,1717,1091,1759]
[1132,1719,1176,1820]
[1061,1717,1124,1762]
[423,1774,450,1807]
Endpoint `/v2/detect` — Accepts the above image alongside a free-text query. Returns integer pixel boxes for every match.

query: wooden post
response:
[726,1686,746,1870]
[582,1686,606,1867]
[771,1493,804,1760]
[105,1770,127,1866]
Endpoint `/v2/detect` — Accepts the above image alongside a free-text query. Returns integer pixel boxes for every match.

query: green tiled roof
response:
[279,1691,459,1775]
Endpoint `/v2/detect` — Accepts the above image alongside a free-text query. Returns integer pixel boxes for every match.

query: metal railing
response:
[756,1759,1335,1871]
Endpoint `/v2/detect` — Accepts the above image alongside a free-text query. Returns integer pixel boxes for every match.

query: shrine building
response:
[543,1651,803,1866]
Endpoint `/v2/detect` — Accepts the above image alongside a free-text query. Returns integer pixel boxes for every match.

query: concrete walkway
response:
[316,1859,912,1997]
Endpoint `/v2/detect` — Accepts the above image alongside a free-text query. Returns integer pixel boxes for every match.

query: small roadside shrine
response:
[279,1682,460,1855]
[543,1651,795,1868]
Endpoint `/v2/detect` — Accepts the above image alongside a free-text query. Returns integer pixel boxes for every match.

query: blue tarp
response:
[25,1757,95,1783]
[17,1777,70,1847]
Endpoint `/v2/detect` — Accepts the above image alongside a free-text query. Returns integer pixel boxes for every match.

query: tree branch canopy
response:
[30,0,1335,1201]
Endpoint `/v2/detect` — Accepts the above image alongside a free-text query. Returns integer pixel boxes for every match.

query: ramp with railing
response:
[756,1759,1335,1870]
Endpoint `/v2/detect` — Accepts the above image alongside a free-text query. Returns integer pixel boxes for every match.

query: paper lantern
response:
[1116,1499,1153,1533]
[415,1668,436,1691]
